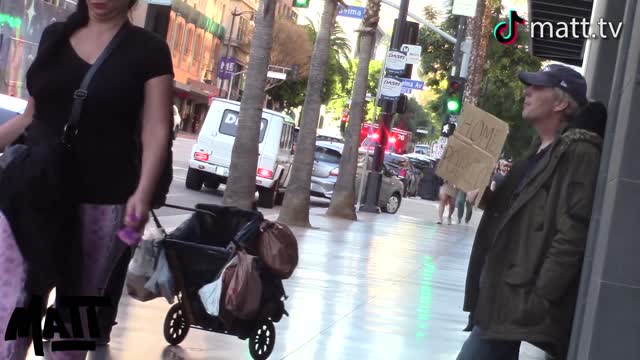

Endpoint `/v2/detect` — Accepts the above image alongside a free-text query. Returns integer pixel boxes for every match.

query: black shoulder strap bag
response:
[0,23,129,293]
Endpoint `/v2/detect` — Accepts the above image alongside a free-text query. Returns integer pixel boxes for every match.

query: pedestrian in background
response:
[0,0,173,358]
[490,160,511,191]
[437,180,456,225]
[457,64,603,360]
[456,190,473,225]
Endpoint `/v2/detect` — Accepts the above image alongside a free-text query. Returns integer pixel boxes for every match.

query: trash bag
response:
[144,245,176,304]
[199,256,238,317]
[224,250,262,320]
[125,228,162,302]
[258,220,298,279]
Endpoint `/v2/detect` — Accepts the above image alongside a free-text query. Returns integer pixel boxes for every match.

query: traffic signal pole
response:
[360,0,411,213]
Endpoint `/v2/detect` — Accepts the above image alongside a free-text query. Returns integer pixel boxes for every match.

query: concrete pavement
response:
[27,197,547,360]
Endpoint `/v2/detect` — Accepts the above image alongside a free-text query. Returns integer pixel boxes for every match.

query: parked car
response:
[310,141,404,214]
[186,98,296,208]
[384,152,420,197]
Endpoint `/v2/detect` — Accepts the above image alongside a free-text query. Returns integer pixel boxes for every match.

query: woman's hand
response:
[467,189,481,204]
[124,190,151,233]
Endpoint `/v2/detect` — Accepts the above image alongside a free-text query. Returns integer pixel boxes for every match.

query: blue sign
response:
[217,57,237,80]
[337,5,365,19]
[401,79,424,90]
[401,87,413,94]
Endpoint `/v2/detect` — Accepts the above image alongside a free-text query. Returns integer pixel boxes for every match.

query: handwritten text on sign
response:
[455,104,509,158]
[435,103,509,193]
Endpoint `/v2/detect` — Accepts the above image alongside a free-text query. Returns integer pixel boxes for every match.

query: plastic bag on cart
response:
[198,256,238,317]
[257,220,298,279]
[224,250,262,320]
[144,245,176,304]
[125,228,163,302]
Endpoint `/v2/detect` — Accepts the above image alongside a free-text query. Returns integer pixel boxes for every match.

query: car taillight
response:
[330,168,339,176]
[194,152,209,161]
[257,168,273,179]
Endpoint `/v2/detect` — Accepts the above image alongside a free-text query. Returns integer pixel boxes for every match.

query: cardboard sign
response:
[436,103,509,194]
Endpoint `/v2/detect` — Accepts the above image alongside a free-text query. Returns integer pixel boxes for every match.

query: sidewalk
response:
[70,199,546,359]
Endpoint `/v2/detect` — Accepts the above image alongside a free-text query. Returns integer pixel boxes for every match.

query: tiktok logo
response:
[493,10,526,45]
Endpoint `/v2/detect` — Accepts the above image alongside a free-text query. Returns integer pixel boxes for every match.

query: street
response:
[153,136,332,229]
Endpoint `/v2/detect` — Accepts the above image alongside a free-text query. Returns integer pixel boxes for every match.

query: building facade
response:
[0,0,75,98]
[132,0,227,134]
[217,0,298,101]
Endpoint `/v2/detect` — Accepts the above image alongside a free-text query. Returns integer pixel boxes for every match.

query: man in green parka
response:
[457,64,604,360]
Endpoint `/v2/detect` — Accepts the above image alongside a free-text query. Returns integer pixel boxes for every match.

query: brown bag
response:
[224,250,262,320]
[258,220,298,279]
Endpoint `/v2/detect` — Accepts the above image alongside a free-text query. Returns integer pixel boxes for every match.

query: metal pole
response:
[360,0,410,213]
[451,16,468,77]
[460,37,472,79]
[357,41,389,212]
[380,0,456,44]
[224,8,238,98]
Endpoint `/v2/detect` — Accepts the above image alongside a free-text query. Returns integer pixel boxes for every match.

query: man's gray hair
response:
[553,87,580,120]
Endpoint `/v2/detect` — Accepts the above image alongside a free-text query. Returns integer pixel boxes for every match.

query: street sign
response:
[380,77,402,100]
[337,5,366,19]
[145,0,172,5]
[267,71,287,80]
[401,79,424,90]
[452,0,479,17]
[401,87,413,94]
[385,50,407,76]
[401,44,422,64]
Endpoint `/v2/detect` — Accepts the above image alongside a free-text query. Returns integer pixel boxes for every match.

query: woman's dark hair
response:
[28,0,138,83]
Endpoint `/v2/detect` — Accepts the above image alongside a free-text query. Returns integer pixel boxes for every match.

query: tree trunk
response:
[277,0,338,227]
[222,0,276,210]
[463,0,492,106]
[326,0,380,220]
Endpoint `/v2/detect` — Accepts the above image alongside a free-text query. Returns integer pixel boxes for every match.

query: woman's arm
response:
[136,74,173,203]
[0,97,35,149]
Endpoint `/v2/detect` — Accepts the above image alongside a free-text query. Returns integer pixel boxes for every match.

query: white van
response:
[186,98,296,208]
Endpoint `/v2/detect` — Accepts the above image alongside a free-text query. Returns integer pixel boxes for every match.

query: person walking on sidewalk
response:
[0,0,174,358]
[456,190,473,225]
[457,64,604,360]
[437,180,456,224]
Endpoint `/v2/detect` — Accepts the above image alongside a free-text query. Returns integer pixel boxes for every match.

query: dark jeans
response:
[456,192,473,223]
[457,327,558,360]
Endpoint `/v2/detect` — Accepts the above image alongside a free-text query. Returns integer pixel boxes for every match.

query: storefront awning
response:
[527,0,595,66]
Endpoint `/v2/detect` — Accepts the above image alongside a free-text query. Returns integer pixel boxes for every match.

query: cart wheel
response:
[248,321,276,360]
[163,303,190,345]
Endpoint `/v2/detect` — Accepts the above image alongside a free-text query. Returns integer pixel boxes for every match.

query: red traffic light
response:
[450,81,461,91]
[341,115,348,122]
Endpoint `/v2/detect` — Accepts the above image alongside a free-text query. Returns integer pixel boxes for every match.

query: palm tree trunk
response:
[326,0,381,220]
[463,0,493,106]
[222,0,276,210]
[277,0,338,227]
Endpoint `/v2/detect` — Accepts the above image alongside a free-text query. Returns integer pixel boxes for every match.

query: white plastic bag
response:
[144,246,176,304]
[198,256,238,316]
[125,228,163,302]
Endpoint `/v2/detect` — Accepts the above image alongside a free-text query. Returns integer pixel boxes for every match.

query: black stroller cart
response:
[152,203,288,360]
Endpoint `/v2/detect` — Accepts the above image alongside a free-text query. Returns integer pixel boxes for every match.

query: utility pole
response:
[360,0,410,213]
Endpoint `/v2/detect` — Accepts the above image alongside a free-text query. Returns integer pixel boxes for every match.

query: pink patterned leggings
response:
[0,204,127,360]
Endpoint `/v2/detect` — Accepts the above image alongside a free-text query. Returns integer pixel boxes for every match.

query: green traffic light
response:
[447,99,461,112]
[293,0,310,8]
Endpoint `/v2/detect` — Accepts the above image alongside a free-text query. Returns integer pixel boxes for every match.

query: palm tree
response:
[306,19,353,98]
[277,0,339,227]
[463,0,495,106]
[327,0,381,220]
[222,0,276,210]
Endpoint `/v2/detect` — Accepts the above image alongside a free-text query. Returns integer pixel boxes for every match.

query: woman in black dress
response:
[0,0,173,358]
